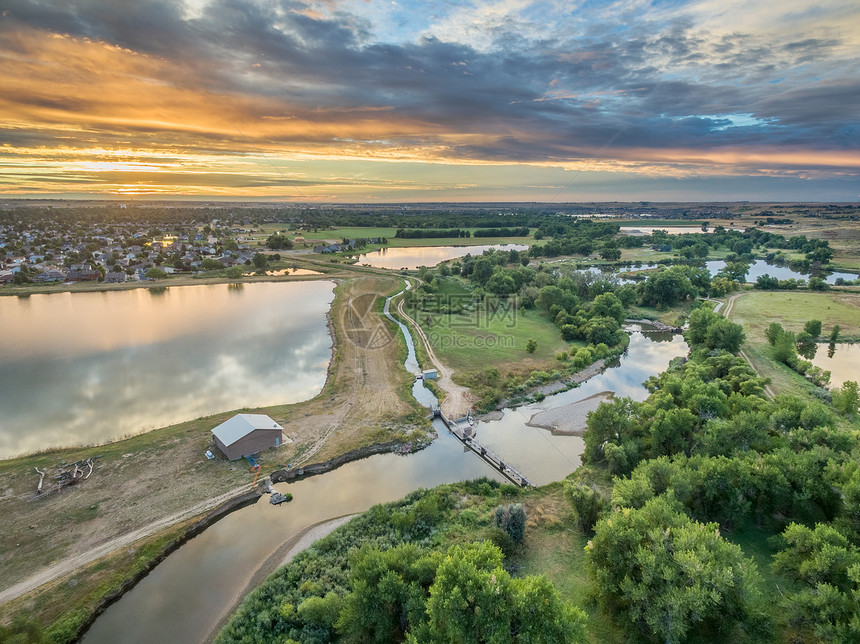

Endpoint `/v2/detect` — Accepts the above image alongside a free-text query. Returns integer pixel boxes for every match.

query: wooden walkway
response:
[434,409,535,488]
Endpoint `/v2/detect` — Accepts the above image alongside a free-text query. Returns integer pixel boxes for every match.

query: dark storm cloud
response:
[2,0,859,168]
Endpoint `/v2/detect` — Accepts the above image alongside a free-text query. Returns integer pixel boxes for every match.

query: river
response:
[81,292,688,643]
[0,282,335,458]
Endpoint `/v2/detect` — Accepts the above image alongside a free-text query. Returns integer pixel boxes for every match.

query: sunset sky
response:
[1,0,859,202]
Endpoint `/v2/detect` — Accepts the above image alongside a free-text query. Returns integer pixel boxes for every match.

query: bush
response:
[563,480,605,533]
[493,503,526,544]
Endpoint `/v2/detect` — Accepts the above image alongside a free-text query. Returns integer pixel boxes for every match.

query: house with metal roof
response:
[211,413,290,461]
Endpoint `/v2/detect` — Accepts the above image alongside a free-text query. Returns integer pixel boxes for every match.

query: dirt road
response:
[0,483,254,605]
[396,296,473,418]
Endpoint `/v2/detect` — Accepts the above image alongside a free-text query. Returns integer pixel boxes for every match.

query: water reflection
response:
[0,282,336,458]
[474,328,688,486]
[358,244,528,270]
[81,326,689,643]
[810,342,860,388]
[81,422,506,644]
[705,259,857,284]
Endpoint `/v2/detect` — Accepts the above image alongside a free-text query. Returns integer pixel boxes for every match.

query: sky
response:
[1,0,859,202]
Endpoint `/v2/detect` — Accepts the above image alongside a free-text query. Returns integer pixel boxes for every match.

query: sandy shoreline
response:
[525,391,613,435]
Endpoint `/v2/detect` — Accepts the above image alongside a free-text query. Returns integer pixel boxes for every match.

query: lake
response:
[357,244,529,270]
[705,259,857,284]
[620,226,745,236]
[0,282,335,458]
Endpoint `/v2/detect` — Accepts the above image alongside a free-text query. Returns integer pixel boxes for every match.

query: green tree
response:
[599,247,622,261]
[765,322,784,345]
[808,277,829,291]
[201,258,223,270]
[719,261,751,282]
[804,319,823,337]
[773,523,860,643]
[773,330,797,364]
[338,543,440,643]
[830,325,841,343]
[472,258,493,285]
[832,381,859,416]
[525,338,537,354]
[591,292,626,324]
[535,285,564,312]
[252,252,268,270]
[421,542,587,644]
[686,307,720,346]
[266,233,294,250]
[704,317,745,353]
[485,272,517,295]
[563,480,605,533]
[588,495,765,643]
[642,266,696,307]
[583,397,640,467]
[146,267,167,280]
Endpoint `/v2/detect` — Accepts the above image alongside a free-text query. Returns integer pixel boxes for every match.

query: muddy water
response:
[0,282,335,458]
[474,327,688,486]
[82,311,687,644]
[809,342,860,388]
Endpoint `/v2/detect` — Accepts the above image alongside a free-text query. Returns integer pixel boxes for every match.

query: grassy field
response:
[253,224,533,250]
[0,273,428,638]
[727,290,860,397]
[405,278,575,374]
[729,291,860,340]
[760,217,860,272]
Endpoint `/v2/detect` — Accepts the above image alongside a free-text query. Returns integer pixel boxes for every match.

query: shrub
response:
[493,503,526,544]
[563,481,605,533]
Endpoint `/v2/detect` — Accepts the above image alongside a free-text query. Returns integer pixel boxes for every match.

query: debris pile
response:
[33,456,99,498]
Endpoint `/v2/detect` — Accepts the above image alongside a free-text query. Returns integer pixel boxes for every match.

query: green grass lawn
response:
[407,278,574,373]
[255,225,533,249]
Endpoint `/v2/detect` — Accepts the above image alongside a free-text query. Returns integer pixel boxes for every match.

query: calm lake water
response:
[358,244,529,270]
[82,321,688,644]
[0,282,335,458]
[809,342,860,388]
[705,259,857,284]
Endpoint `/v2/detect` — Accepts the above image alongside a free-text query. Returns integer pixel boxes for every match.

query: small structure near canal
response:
[211,414,290,461]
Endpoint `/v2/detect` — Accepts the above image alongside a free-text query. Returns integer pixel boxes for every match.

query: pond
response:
[705,259,857,285]
[0,282,335,459]
[621,225,717,235]
[264,268,322,276]
[809,342,860,388]
[82,319,688,644]
[357,244,529,270]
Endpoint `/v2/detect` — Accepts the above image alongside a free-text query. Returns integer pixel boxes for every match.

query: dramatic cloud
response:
[1,0,858,200]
